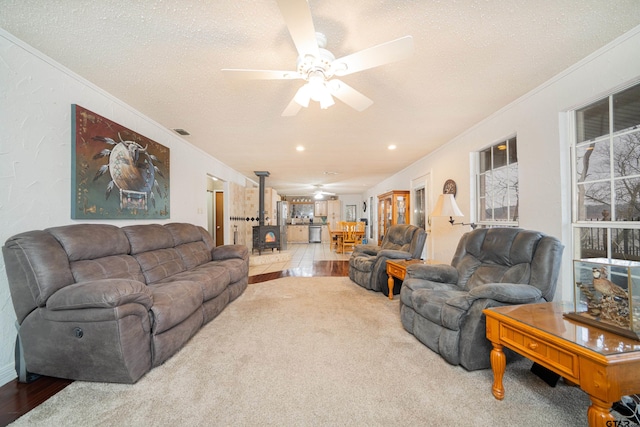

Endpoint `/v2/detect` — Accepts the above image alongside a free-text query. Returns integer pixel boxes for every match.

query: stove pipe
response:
[254,171,270,226]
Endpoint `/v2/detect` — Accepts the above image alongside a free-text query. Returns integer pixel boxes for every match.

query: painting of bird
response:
[592,267,629,298]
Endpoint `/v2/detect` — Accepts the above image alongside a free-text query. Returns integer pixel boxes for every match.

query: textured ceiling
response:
[2,0,640,195]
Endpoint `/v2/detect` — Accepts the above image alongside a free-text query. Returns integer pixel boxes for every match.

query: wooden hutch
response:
[377,190,410,245]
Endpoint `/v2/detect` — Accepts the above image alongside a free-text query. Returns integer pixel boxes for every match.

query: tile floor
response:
[248,243,350,276]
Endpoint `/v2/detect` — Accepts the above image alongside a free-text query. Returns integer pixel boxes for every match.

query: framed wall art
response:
[346,204,357,222]
[71,105,170,219]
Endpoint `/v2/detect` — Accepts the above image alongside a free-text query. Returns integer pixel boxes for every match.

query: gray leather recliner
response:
[349,224,427,296]
[400,227,563,371]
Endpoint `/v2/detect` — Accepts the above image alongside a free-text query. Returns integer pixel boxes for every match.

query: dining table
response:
[331,223,365,253]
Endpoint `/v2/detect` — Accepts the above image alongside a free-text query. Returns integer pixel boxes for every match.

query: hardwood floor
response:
[0,259,349,426]
[248,259,349,283]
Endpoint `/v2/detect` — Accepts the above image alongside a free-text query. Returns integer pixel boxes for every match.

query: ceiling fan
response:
[222,0,414,116]
[312,185,335,199]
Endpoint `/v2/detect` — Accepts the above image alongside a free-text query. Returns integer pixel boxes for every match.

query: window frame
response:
[474,136,519,228]
[571,80,640,261]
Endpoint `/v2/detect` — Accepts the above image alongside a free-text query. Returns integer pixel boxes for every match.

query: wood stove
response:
[252,225,280,255]
[252,171,281,255]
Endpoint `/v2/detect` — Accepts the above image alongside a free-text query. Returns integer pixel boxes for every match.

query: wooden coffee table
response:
[386,259,437,300]
[484,302,640,427]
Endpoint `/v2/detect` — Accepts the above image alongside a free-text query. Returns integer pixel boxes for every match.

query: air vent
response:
[173,128,190,136]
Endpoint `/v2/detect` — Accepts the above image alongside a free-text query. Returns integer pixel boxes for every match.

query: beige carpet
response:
[12,277,594,426]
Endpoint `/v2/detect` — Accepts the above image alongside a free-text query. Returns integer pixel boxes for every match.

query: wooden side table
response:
[386,259,437,300]
[484,302,640,427]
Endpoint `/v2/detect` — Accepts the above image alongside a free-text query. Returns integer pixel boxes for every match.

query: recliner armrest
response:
[468,283,542,304]
[406,263,458,283]
[212,244,249,261]
[46,279,153,311]
[353,244,380,256]
[378,249,413,260]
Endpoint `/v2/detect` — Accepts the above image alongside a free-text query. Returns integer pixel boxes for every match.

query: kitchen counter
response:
[287,224,329,243]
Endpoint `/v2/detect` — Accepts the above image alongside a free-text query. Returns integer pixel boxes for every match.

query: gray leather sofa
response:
[349,224,427,296]
[3,222,249,383]
[400,228,563,371]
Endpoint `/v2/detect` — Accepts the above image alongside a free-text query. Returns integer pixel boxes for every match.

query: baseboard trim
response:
[0,362,17,387]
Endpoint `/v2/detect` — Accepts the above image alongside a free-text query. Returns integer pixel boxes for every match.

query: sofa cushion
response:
[48,224,130,261]
[134,249,186,284]
[123,224,174,254]
[466,264,509,290]
[175,241,212,270]
[165,223,213,269]
[208,259,247,283]
[164,223,204,246]
[381,225,416,252]
[410,289,467,325]
[148,281,203,334]
[350,254,376,272]
[161,267,230,301]
[71,255,146,283]
[501,263,531,284]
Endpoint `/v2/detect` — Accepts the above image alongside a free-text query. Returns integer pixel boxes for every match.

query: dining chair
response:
[335,221,347,253]
[355,221,366,245]
[342,222,358,254]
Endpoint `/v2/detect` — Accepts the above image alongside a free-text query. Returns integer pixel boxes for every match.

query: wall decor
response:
[346,204,357,222]
[71,105,170,219]
[443,179,457,197]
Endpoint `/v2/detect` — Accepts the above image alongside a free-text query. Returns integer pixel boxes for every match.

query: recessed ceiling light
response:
[296,145,305,152]
[388,144,397,150]
[173,128,190,136]
[323,171,339,175]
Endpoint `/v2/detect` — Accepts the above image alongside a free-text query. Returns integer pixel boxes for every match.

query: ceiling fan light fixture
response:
[294,84,311,107]
[307,73,326,100]
[319,89,335,109]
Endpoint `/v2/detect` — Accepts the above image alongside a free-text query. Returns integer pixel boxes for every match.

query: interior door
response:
[215,191,224,246]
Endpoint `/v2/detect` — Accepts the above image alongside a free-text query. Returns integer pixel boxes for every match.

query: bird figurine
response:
[592,267,628,298]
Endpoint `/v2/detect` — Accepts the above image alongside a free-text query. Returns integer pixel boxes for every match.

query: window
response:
[573,82,640,260]
[413,186,426,229]
[476,137,519,226]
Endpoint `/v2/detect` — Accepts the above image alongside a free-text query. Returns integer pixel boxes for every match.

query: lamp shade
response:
[431,194,464,218]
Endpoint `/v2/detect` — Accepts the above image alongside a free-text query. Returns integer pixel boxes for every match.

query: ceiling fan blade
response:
[222,69,302,80]
[282,91,309,117]
[328,80,373,112]
[276,0,320,58]
[331,35,414,77]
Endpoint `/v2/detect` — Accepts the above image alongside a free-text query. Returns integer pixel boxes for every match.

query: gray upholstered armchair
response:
[400,228,563,371]
[349,224,427,296]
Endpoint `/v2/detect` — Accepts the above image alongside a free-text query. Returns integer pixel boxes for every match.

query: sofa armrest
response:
[468,283,542,304]
[212,244,249,261]
[406,263,458,283]
[354,244,380,256]
[378,249,413,260]
[46,279,153,311]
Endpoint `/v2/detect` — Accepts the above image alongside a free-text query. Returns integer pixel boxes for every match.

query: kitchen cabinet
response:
[327,200,342,229]
[314,201,328,217]
[287,225,308,243]
[378,190,410,245]
[321,225,330,243]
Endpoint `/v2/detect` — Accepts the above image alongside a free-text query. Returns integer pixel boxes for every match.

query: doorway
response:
[215,191,224,246]
[207,175,225,246]
[412,173,431,260]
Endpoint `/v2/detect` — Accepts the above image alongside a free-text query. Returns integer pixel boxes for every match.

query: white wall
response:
[365,25,640,305]
[339,194,364,222]
[0,30,250,386]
